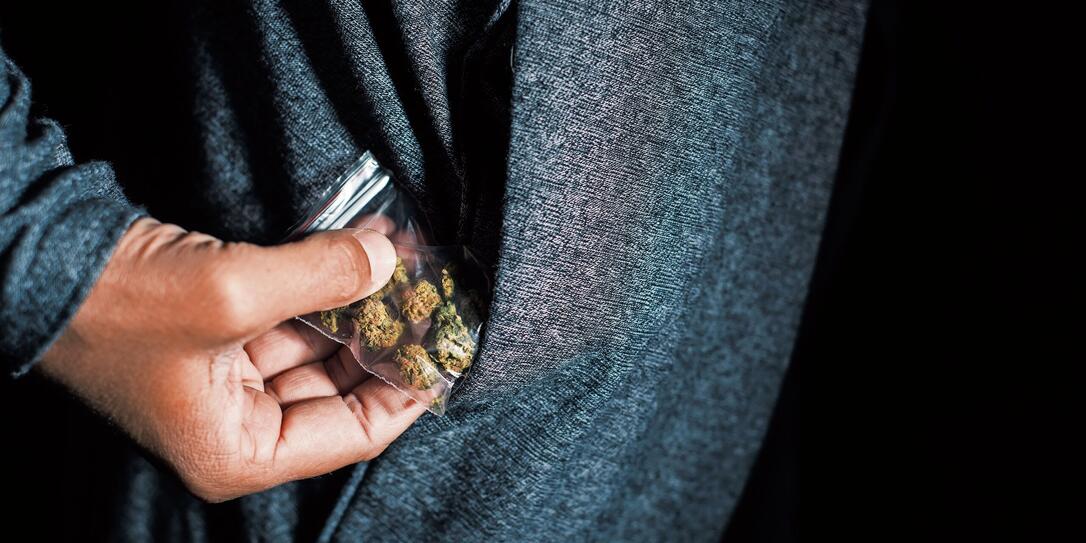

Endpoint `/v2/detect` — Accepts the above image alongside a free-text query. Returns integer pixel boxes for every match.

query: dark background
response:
[727,2,1080,541]
[2,1,1079,541]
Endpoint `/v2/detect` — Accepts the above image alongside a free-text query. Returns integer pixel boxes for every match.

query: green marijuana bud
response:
[320,307,349,334]
[401,279,441,322]
[440,267,455,298]
[428,301,476,373]
[393,344,441,390]
[369,256,408,301]
[355,298,403,350]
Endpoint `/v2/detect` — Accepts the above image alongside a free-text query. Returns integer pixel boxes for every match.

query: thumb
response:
[221,228,397,334]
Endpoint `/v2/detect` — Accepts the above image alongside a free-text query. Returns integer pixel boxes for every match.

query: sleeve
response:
[0,45,145,377]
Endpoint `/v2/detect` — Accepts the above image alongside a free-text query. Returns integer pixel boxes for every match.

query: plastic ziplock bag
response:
[287,151,488,415]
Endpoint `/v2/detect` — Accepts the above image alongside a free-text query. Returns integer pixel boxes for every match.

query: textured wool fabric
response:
[1,0,865,541]
[0,56,144,377]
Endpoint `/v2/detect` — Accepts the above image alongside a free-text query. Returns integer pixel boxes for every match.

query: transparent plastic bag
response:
[287,151,488,415]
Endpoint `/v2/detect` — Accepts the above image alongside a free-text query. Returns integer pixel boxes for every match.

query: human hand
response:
[38,218,427,502]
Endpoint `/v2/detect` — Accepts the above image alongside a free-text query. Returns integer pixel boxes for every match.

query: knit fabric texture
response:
[0,0,865,540]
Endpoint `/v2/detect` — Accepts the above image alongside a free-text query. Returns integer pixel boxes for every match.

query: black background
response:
[2,1,1080,541]
[727,2,1081,541]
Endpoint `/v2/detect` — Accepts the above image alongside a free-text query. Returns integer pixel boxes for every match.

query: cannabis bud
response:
[355,298,403,350]
[400,279,441,322]
[393,343,441,390]
[369,257,408,301]
[320,307,349,334]
[290,150,490,415]
[440,267,455,298]
[429,301,476,373]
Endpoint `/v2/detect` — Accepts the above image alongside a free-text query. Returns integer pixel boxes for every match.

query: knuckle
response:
[202,249,258,333]
[323,354,353,392]
[268,368,321,402]
[343,395,394,463]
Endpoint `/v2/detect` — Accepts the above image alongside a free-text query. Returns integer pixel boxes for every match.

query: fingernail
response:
[353,229,396,289]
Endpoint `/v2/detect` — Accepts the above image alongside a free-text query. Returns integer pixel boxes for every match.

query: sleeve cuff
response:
[3,193,145,377]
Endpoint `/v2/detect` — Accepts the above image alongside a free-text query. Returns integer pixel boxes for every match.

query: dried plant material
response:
[320,308,348,334]
[401,280,440,322]
[290,150,490,414]
[429,301,475,373]
[393,344,441,390]
[355,298,403,350]
[440,267,455,298]
[369,257,408,301]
